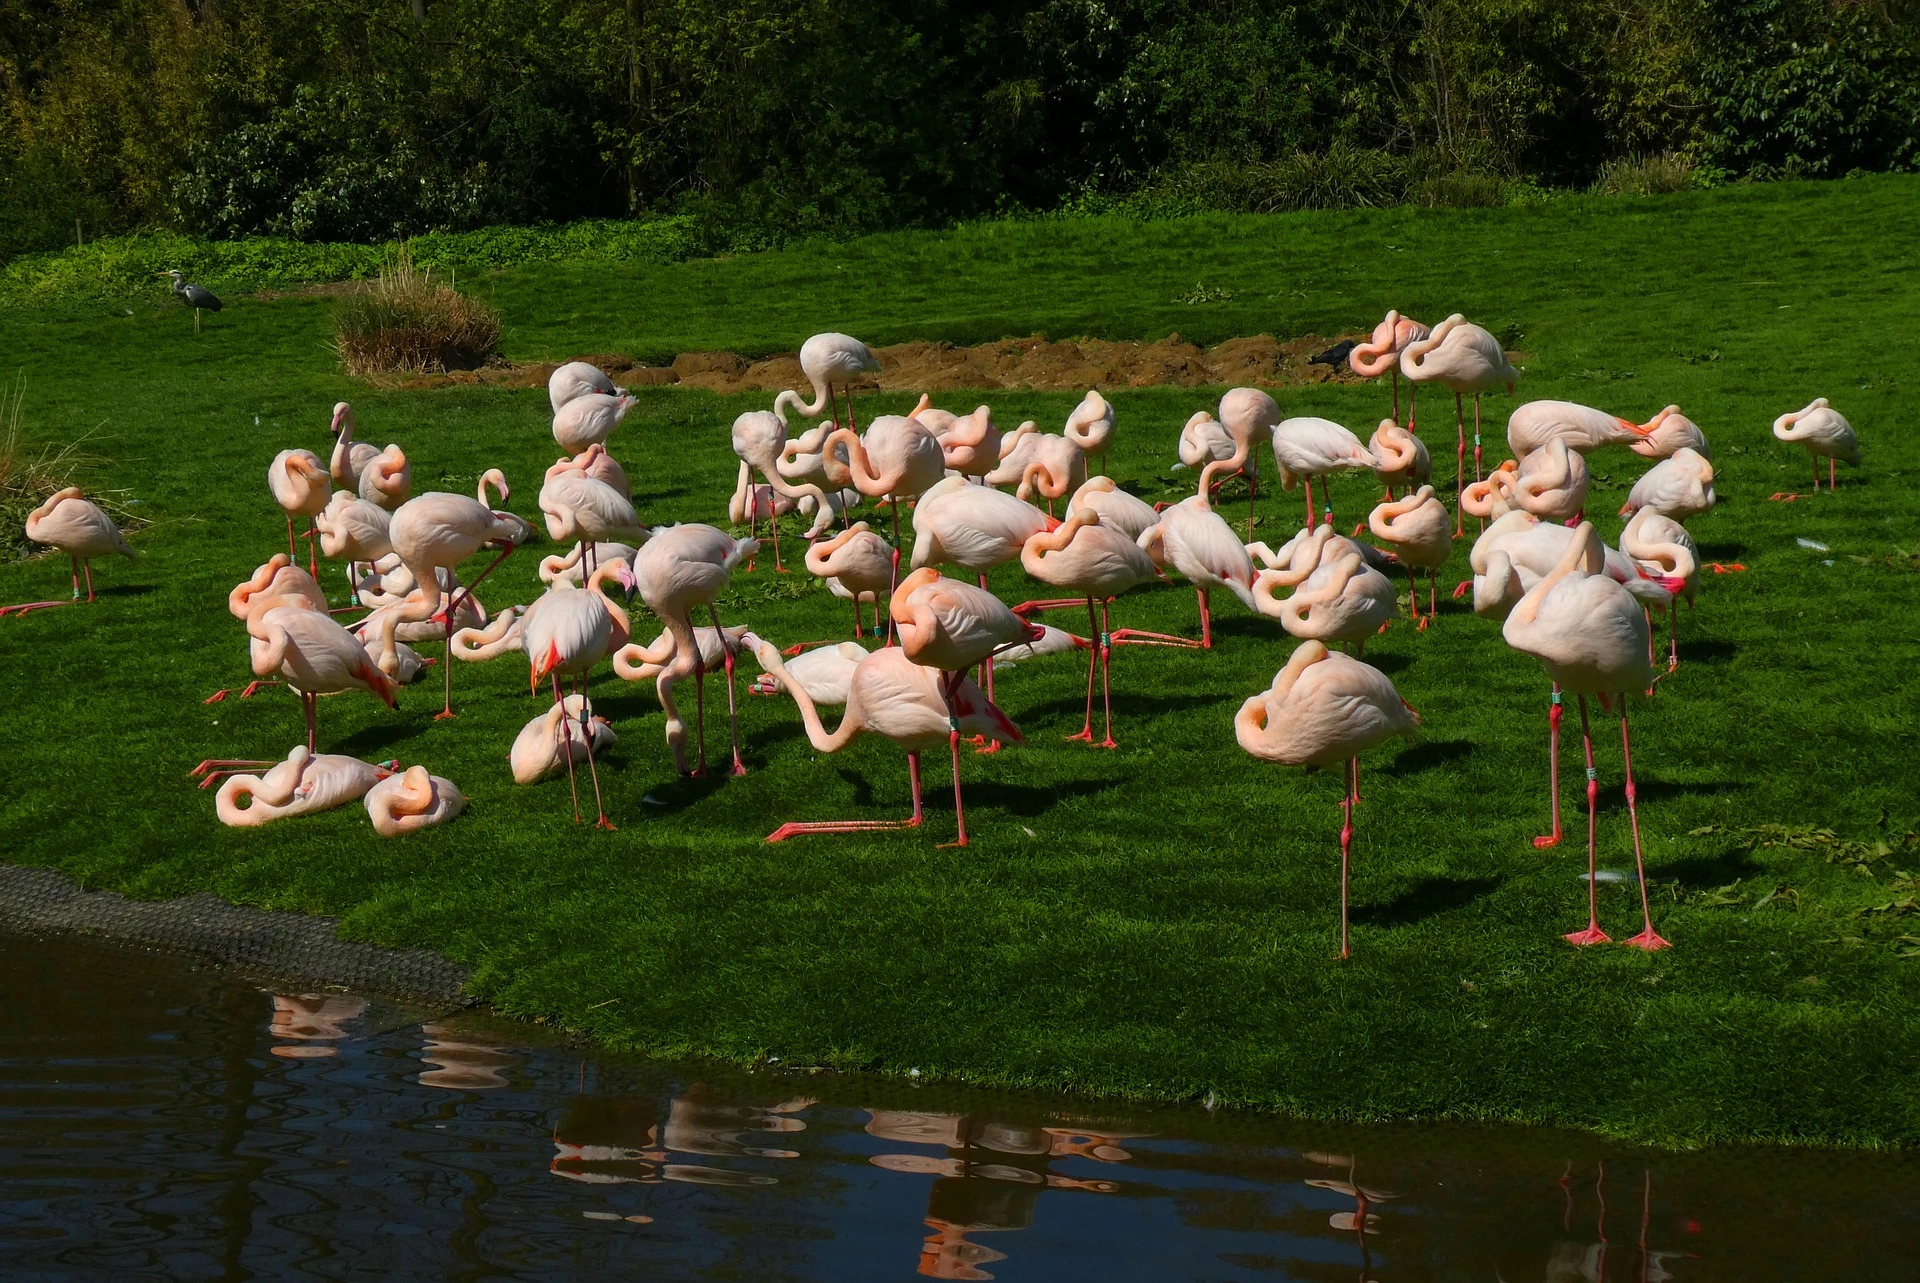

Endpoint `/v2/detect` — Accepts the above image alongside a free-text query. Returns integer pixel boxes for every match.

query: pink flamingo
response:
[1136,495,1257,647]
[1197,388,1280,538]
[1459,460,1520,522]
[1367,486,1453,629]
[987,422,1086,513]
[824,413,946,571]
[1177,410,1259,508]
[1018,507,1175,747]
[315,490,393,566]
[1506,400,1653,458]
[268,448,330,576]
[775,332,882,435]
[1619,507,1698,672]
[540,446,648,573]
[1062,389,1115,474]
[203,746,394,826]
[744,635,1021,847]
[1272,417,1377,530]
[905,393,957,438]
[2,488,140,617]
[1621,449,1715,523]
[548,361,624,414]
[552,392,636,455]
[806,522,896,639]
[936,405,1003,479]
[248,605,399,752]
[747,641,866,705]
[364,469,535,718]
[1627,406,1709,460]
[201,555,332,702]
[1234,640,1420,958]
[1068,476,1158,543]
[327,402,381,488]
[1400,315,1519,532]
[1368,419,1431,500]
[1348,310,1430,424]
[627,523,758,777]
[731,408,835,563]
[1503,523,1667,950]
[357,445,410,510]
[1508,439,1590,524]
[539,541,639,587]
[1254,548,1395,656]
[1772,398,1859,494]
[521,559,635,827]
[365,766,466,836]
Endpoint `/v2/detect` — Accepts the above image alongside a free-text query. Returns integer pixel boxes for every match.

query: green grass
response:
[2,177,1918,1147]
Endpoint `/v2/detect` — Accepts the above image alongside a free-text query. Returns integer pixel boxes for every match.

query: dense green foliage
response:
[2,181,1918,1144]
[2,0,1915,261]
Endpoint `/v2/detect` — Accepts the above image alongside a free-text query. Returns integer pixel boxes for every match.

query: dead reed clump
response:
[0,375,143,564]
[333,250,502,376]
[1591,152,1697,197]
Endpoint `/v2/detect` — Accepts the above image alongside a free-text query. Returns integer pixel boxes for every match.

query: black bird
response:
[158,269,222,331]
[1308,338,1356,368]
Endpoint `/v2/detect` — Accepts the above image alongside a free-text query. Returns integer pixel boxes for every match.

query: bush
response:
[1415,171,1513,208]
[1590,152,1698,196]
[333,252,501,376]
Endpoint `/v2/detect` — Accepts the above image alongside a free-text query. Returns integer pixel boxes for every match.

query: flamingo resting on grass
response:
[1771,398,1859,496]
[1235,641,1420,959]
[199,746,395,826]
[365,766,467,836]
[2,488,140,617]
[744,635,1021,847]
[747,640,867,705]
[1503,523,1668,950]
[1400,315,1519,532]
[511,694,619,786]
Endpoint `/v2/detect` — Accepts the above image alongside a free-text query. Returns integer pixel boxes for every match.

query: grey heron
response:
[157,270,222,331]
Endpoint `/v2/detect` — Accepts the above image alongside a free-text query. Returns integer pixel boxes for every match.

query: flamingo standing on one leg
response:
[1368,419,1431,501]
[1018,507,1171,747]
[539,445,649,576]
[1197,388,1280,539]
[1771,398,1860,496]
[775,332,882,436]
[1621,449,1715,523]
[1400,315,1520,534]
[3,488,140,617]
[549,361,625,414]
[1272,417,1378,531]
[744,635,1022,846]
[521,558,636,827]
[806,522,897,639]
[1349,310,1430,426]
[1235,641,1420,958]
[1136,495,1257,647]
[1062,389,1115,475]
[268,448,330,577]
[627,523,758,777]
[1367,486,1453,629]
[987,423,1086,516]
[248,605,399,752]
[1503,523,1668,950]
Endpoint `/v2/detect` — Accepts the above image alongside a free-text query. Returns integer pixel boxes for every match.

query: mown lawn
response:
[1,178,1916,1146]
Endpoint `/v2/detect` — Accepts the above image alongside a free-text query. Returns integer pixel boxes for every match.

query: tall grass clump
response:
[1591,153,1698,196]
[0,377,140,563]
[333,250,501,375]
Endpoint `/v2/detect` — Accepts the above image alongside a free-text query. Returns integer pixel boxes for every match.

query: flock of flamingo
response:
[4,316,1865,958]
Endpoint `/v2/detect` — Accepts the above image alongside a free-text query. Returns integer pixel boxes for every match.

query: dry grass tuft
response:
[333,249,502,376]
[0,376,143,563]
[1591,152,1697,196]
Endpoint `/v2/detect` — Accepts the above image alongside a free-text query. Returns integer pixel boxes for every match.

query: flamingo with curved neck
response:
[520,558,635,827]
[1400,315,1520,532]
[269,449,330,577]
[1198,388,1279,538]
[1368,486,1454,630]
[365,766,466,836]
[3,487,140,617]
[806,522,896,639]
[1348,310,1430,423]
[773,332,881,433]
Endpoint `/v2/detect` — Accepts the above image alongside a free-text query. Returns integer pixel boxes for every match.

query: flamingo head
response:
[330,402,352,436]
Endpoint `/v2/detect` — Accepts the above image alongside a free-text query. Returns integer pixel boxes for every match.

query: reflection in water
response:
[267,993,367,1058]
[4,929,1919,1280]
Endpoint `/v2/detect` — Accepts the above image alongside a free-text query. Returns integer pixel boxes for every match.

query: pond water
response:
[2,928,1914,1281]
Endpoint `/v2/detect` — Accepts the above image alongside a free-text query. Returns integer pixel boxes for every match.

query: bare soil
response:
[364,333,1369,396]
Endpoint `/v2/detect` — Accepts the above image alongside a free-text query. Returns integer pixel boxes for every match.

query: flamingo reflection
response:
[550,1088,811,1190]
[267,994,366,1059]
[1546,1161,1689,1283]
[418,1020,517,1089]
[1305,1150,1396,1281]
[866,1109,1142,1280]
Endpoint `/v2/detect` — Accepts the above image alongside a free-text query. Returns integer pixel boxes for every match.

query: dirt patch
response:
[365,332,1369,395]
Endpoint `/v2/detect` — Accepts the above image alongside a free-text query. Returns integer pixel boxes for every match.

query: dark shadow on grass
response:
[1696,541,1746,561]
[1658,847,1766,888]
[1019,691,1222,721]
[1352,875,1503,927]
[1680,639,1736,663]
[332,721,435,755]
[1383,739,1474,775]
[1595,775,1740,811]
[634,771,732,815]
[967,777,1125,817]
[1365,652,1414,677]
[94,583,158,600]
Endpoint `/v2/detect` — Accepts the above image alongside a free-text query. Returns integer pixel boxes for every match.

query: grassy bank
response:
[1,179,1917,1147]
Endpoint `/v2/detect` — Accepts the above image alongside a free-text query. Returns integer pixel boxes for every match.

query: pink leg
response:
[764,751,926,841]
[579,670,615,829]
[70,554,82,599]
[83,559,97,603]
[1453,392,1467,537]
[1533,687,1563,848]
[307,517,320,580]
[974,576,1004,755]
[1391,369,1400,426]
[1066,599,1100,743]
[940,708,970,848]
[709,605,746,776]
[286,515,297,562]
[771,504,785,573]
[1565,696,1611,946]
[303,691,318,755]
[1338,757,1355,960]
[1408,567,1425,630]
[1619,705,1671,950]
[553,673,582,823]
[884,546,901,646]
[1198,588,1212,649]
[691,638,709,777]
[1427,569,1437,624]
[1246,470,1257,541]
[1829,457,1836,490]
[1303,476,1315,530]
[1667,603,1679,672]
[1096,600,1117,749]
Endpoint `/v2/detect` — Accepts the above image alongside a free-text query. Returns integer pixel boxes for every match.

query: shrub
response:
[333,252,501,376]
[1591,152,1698,196]
[1414,171,1512,208]
[0,377,142,565]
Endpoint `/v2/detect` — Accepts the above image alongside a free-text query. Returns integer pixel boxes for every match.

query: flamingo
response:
[200,554,332,702]
[1400,315,1520,531]
[1627,406,1710,460]
[1272,417,1378,530]
[365,766,467,836]
[825,413,946,600]
[1136,495,1257,647]
[731,408,835,559]
[549,361,624,414]
[627,523,758,776]
[328,402,382,488]
[935,405,1002,479]
[268,448,330,576]
[1368,419,1431,500]
[1507,400,1654,458]
[1198,388,1280,538]
[747,641,867,704]
[905,393,958,438]
[774,332,882,435]
[1621,449,1715,523]
[553,392,636,454]
[775,419,850,497]
[1508,439,1590,524]
[1459,460,1520,522]
[1619,507,1698,672]
[1367,486,1453,629]
[522,558,635,828]
[1772,398,1860,494]
[1062,389,1115,473]
[203,746,394,826]
[2,488,140,617]
[806,522,896,639]
[615,624,751,690]
[744,635,1021,847]
[314,490,394,566]
[539,541,641,587]
[357,444,411,510]
[540,446,649,574]
[909,475,1054,577]
[1068,476,1158,543]
[987,422,1086,513]
[512,695,618,786]
[1254,549,1396,656]
[1503,523,1667,951]
[1348,310,1430,424]
[364,469,535,717]
[1018,506,1171,747]
[248,605,399,752]
[1234,640,1420,958]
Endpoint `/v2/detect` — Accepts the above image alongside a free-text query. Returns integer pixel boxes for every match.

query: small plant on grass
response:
[1415,171,1511,208]
[333,248,501,376]
[0,376,140,564]
[1591,152,1697,196]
